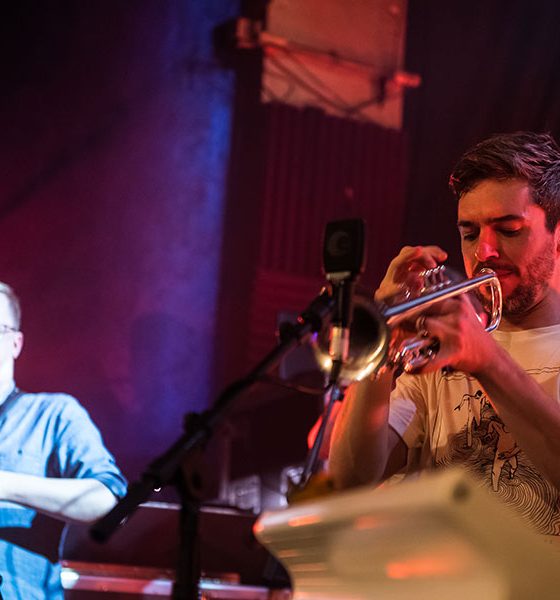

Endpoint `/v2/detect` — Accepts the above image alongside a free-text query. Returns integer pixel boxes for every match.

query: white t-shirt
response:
[389,324,560,535]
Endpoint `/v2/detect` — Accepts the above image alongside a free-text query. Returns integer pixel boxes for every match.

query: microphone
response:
[322,219,366,384]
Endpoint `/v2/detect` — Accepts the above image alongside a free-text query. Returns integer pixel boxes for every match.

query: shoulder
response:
[18,390,83,411]
[15,391,91,426]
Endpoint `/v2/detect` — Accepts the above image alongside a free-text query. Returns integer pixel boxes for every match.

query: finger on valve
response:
[376,245,447,305]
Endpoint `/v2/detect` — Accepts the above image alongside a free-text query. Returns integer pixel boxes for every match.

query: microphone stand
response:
[292,382,344,493]
[295,215,364,490]
[290,277,355,497]
[90,289,335,600]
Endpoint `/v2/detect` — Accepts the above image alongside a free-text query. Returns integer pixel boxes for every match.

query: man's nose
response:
[474,236,499,263]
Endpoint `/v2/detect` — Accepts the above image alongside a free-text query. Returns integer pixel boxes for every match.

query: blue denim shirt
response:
[0,387,127,599]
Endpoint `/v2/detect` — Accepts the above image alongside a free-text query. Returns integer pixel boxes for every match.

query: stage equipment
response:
[311,265,502,385]
[255,468,560,600]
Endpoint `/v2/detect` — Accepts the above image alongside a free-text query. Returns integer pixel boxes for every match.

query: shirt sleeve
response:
[389,372,428,450]
[50,395,128,499]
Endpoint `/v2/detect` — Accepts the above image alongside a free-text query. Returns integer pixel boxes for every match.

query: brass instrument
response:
[311,266,502,385]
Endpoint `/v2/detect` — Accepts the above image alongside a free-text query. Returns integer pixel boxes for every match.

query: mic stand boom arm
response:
[90,288,335,600]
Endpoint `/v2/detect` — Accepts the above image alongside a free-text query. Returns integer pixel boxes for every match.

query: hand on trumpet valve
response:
[395,293,494,375]
[375,245,448,304]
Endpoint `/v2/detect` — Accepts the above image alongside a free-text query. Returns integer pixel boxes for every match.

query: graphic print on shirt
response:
[443,388,560,535]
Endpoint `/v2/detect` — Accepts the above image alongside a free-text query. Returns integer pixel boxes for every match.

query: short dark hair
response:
[449,131,560,232]
[0,282,21,329]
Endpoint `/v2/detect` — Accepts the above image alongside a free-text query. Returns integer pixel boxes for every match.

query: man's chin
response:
[502,287,543,317]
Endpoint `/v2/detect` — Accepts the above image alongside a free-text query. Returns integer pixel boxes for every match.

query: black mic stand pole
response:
[292,276,355,493]
[90,288,335,600]
[294,382,344,493]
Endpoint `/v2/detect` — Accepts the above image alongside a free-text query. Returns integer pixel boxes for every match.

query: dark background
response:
[404,1,560,266]
[2,0,560,493]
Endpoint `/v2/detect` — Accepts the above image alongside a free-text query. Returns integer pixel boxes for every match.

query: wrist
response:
[0,470,17,502]
[469,336,505,378]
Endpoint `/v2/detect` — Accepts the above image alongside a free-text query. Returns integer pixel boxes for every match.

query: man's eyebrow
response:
[457,214,525,228]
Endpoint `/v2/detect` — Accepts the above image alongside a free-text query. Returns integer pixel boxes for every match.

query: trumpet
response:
[311,266,502,385]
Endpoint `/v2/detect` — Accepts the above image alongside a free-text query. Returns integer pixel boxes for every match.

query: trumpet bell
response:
[311,292,391,386]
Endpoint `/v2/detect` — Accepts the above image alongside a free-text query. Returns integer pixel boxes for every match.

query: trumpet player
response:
[329,131,560,535]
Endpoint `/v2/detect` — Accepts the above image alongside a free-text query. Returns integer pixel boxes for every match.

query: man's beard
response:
[502,239,555,316]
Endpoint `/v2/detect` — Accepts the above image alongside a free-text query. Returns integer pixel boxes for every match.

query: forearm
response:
[328,371,395,489]
[328,244,444,489]
[0,472,118,523]
[475,346,560,489]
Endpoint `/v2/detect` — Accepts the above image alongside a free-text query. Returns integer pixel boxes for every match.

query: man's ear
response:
[555,222,560,254]
[12,332,23,360]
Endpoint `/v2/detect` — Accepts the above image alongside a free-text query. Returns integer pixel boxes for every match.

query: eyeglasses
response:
[0,325,18,335]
